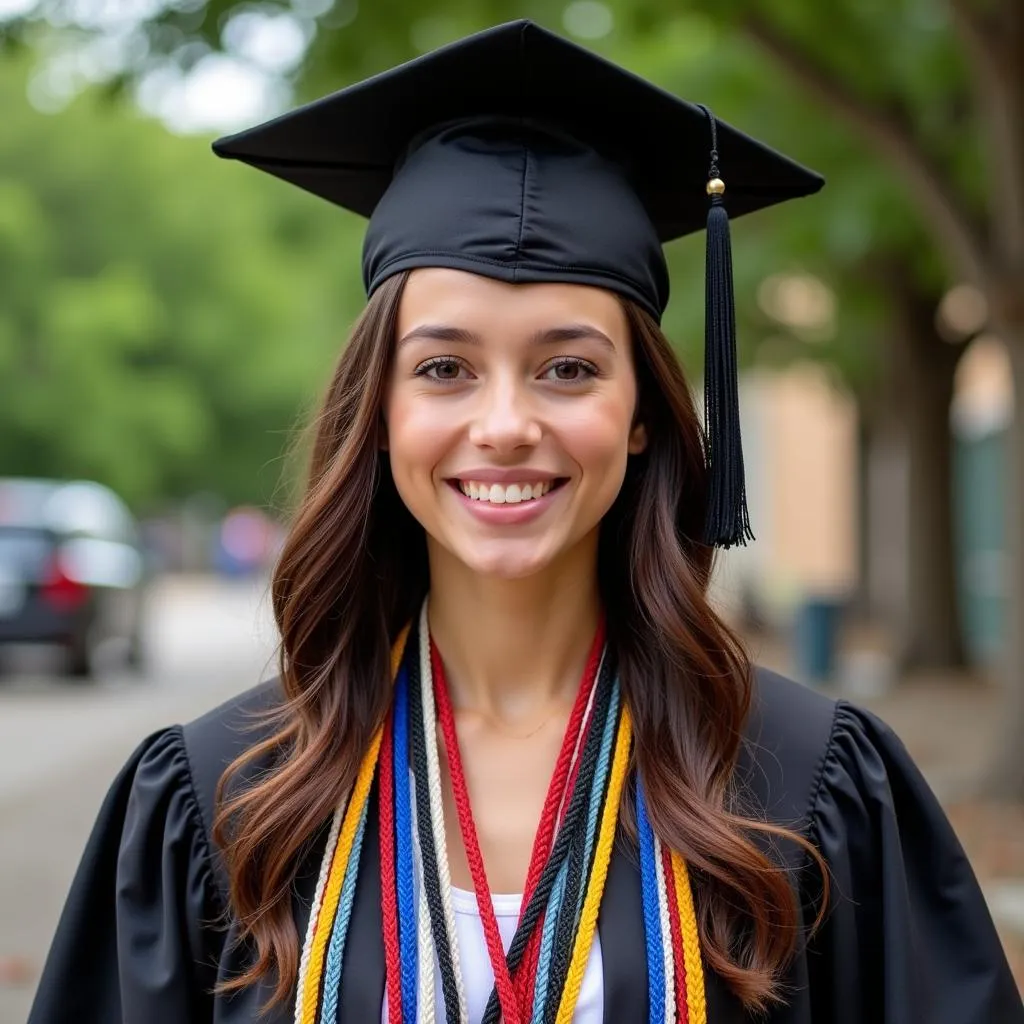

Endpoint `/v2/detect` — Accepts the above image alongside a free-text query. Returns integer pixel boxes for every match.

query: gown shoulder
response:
[27,680,285,1024]
[741,669,1024,1022]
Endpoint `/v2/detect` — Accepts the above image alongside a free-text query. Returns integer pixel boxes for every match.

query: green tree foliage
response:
[0,52,368,509]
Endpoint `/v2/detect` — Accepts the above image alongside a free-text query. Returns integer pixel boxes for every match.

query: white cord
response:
[420,599,469,1023]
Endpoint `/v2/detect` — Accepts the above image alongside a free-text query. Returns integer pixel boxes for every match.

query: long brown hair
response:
[214,270,826,1011]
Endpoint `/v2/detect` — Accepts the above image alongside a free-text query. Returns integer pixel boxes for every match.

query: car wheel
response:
[126,630,146,674]
[65,632,95,679]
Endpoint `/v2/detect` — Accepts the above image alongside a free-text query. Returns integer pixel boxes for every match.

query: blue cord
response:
[637,777,665,1024]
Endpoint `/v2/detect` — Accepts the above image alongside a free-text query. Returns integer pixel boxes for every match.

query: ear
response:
[628,421,648,455]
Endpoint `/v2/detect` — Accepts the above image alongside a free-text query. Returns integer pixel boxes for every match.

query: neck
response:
[425,542,601,720]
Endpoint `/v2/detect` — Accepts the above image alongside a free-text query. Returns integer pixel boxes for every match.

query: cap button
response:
[706,177,726,196]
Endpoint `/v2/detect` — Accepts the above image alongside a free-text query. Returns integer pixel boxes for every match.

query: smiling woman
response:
[28,18,1023,1024]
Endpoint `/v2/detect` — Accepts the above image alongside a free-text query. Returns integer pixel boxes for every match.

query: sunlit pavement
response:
[0,573,277,1024]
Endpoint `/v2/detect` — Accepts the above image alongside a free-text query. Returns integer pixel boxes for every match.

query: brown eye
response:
[543,358,597,382]
[415,357,468,381]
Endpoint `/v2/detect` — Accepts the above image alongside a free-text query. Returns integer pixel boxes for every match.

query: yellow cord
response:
[671,849,707,1024]
[553,707,633,1024]
[299,624,411,1024]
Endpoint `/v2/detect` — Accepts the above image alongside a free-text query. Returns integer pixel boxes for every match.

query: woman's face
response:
[384,268,646,581]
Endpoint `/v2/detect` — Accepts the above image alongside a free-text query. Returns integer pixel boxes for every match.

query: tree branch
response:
[949,0,1024,266]
[742,12,990,284]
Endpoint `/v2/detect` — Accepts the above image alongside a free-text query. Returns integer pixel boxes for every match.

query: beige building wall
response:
[711,364,858,622]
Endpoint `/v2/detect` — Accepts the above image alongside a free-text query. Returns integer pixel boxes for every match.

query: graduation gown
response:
[27,667,1024,1023]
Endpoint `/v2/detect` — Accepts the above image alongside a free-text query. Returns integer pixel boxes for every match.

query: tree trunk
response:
[885,272,968,670]
[988,328,1024,796]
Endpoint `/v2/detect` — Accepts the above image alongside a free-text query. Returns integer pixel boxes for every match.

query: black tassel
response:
[699,106,753,549]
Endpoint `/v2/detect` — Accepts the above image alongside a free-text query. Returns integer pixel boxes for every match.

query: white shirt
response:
[381,884,604,1023]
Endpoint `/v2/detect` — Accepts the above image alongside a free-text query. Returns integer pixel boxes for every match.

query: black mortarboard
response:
[213,19,823,548]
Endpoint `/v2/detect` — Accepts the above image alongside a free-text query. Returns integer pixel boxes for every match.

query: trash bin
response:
[793,597,843,686]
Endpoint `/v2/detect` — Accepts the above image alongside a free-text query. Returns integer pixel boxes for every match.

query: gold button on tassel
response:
[706,177,725,196]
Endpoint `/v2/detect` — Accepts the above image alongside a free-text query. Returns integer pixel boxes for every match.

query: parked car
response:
[0,478,147,677]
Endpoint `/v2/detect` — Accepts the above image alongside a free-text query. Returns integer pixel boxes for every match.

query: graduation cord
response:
[410,768,438,1020]
[653,822,677,1024]
[671,852,707,1024]
[393,666,420,1023]
[299,714,383,1024]
[416,607,469,1022]
[409,620,463,1024]
[637,779,668,1024]
[294,802,343,1023]
[378,709,404,1024]
[478,654,616,1024]
[533,680,620,1024]
[515,623,605,1007]
[432,640,604,1024]
[294,607,708,1024]
[661,844,689,1024]
[552,707,633,1024]
[320,796,370,1024]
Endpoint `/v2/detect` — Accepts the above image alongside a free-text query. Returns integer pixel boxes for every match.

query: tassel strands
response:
[697,103,754,549]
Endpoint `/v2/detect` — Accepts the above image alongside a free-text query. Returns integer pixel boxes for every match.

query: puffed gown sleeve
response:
[805,702,1023,1023]
[27,726,226,1024]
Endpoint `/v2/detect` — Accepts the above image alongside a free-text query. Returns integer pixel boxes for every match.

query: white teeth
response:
[458,480,553,503]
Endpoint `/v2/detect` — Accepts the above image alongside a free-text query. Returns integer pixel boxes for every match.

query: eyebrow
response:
[396,323,618,353]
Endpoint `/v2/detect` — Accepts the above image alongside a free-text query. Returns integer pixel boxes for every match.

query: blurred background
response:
[0,0,1022,1017]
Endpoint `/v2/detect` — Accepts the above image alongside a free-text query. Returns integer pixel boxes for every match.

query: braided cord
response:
[516,621,604,1004]
[294,805,343,1024]
[540,683,619,1024]
[319,796,370,1024]
[298,726,383,1024]
[409,615,463,1023]
[552,707,633,1024]
[409,767,437,1023]
[418,604,468,1021]
[531,860,569,1024]
[432,639,524,1024]
[393,666,418,1022]
[661,845,689,1024]
[654,833,676,1024]
[671,851,707,1024]
[637,780,666,1024]
[480,654,615,1024]
[533,678,619,1022]
[378,709,403,1024]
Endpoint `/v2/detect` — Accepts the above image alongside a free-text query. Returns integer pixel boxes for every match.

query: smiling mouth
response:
[450,479,568,504]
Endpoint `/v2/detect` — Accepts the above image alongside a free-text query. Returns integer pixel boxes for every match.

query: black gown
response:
[27,667,1024,1023]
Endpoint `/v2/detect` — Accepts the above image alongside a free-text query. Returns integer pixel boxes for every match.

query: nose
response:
[467,376,543,452]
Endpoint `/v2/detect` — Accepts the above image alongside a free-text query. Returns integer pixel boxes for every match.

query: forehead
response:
[396,268,629,339]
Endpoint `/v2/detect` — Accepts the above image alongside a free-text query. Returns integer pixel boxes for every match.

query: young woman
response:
[29,20,1022,1024]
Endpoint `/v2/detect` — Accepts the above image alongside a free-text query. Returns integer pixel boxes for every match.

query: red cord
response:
[430,619,606,1017]
[661,844,689,1024]
[432,641,524,1024]
[378,711,403,1024]
[517,617,605,1003]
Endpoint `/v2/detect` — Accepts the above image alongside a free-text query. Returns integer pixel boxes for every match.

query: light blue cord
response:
[320,795,370,1024]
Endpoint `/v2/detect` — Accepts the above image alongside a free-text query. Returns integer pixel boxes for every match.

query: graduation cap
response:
[213,19,823,549]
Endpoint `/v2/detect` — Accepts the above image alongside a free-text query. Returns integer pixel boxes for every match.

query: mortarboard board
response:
[212,19,824,548]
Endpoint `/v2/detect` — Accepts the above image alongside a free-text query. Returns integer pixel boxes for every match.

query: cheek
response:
[559,391,637,475]
[384,392,452,484]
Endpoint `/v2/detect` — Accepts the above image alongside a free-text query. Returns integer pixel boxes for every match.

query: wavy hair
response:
[213,270,826,1011]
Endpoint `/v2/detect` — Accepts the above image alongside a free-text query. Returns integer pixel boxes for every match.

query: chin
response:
[450,540,559,581]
